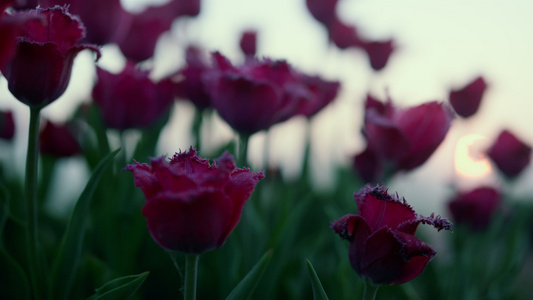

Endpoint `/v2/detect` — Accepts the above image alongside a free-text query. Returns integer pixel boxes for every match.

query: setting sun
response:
[454,134,493,178]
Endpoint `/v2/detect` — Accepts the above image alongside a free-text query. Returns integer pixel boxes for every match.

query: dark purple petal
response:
[92,62,174,130]
[305,0,338,26]
[289,74,340,118]
[358,229,435,285]
[449,76,487,118]
[331,214,367,241]
[117,0,200,62]
[353,147,383,183]
[362,39,395,71]
[124,161,161,199]
[448,186,501,231]
[0,12,32,70]
[239,30,257,57]
[174,46,212,110]
[39,120,81,157]
[365,108,410,164]
[19,6,85,53]
[394,101,454,170]
[1,0,14,11]
[0,110,15,140]
[142,191,234,254]
[487,129,531,178]
[398,213,453,235]
[327,17,363,49]
[364,94,388,116]
[355,185,417,231]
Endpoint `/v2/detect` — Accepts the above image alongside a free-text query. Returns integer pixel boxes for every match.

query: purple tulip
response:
[0,6,100,108]
[288,73,340,118]
[0,110,15,140]
[125,147,264,254]
[117,0,201,62]
[448,186,501,231]
[327,17,363,50]
[449,76,487,118]
[354,95,454,182]
[173,46,212,110]
[203,52,300,135]
[239,30,257,57]
[92,62,175,131]
[305,0,338,26]
[362,39,395,71]
[487,129,531,178]
[204,52,339,135]
[332,185,452,285]
[39,120,81,157]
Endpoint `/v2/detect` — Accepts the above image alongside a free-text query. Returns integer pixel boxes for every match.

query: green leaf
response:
[305,259,329,300]
[86,271,149,300]
[48,149,120,300]
[226,250,274,300]
[0,248,31,300]
[0,181,10,239]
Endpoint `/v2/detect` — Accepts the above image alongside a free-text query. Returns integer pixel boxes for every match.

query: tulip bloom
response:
[204,52,339,135]
[289,73,340,118]
[362,39,395,71]
[354,95,454,182]
[448,186,501,231]
[305,0,338,26]
[487,129,531,178]
[239,30,257,57]
[117,0,200,62]
[39,120,81,157]
[331,185,452,285]
[449,76,487,118]
[1,6,100,108]
[92,62,175,131]
[203,52,299,135]
[125,147,264,254]
[173,46,212,110]
[0,110,15,140]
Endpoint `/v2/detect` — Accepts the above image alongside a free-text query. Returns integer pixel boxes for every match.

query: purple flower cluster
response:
[175,51,340,135]
[305,0,395,70]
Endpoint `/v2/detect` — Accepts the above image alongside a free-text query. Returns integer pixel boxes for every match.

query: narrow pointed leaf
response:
[0,248,31,300]
[49,149,120,300]
[226,250,274,300]
[86,271,149,300]
[0,182,10,238]
[306,259,329,300]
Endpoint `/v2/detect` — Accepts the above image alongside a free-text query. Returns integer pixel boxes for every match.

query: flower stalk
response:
[184,254,199,300]
[25,106,43,300]
[237,134,250,167]
[362,281,379,300]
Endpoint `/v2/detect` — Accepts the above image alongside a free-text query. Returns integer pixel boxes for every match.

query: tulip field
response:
[1,0,532,299]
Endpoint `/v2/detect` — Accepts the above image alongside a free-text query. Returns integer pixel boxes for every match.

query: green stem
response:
[237,134,250,167]
[25,107,43,300]
[184,254,199,300]
[191,108,203,153]
[362,281,379,300]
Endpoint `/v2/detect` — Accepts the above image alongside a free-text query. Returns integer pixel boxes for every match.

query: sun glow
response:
[454,134,493,178]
